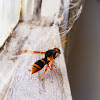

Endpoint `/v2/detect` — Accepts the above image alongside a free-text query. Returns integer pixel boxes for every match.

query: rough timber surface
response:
[4,22,72,100]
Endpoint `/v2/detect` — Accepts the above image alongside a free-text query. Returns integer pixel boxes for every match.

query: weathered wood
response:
[41,0,61,24]
[0,0,21,48]
[4,22,72,100]
[0,0,72,99]
[21,0,35,21]
[60,0,70,34]
[0,22,31,100]
[0,0,66,48]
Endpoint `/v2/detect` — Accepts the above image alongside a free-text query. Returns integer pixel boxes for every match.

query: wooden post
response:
[4,22,72,100]
[0,0,72,100]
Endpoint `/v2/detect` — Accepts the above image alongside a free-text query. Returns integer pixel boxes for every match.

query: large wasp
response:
[18,40,67,80]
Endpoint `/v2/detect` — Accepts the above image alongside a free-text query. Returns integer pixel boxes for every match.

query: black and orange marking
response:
[31,58,49,74]
[18,40,67,80]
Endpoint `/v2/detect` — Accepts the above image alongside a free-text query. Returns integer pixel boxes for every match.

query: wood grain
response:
[21,0,35,21]
[4,22,72,100]
[41,0,61,24]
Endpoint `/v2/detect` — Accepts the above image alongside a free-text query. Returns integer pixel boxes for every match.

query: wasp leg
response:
[41,64,48,80]
[50,57,61,75]
[49,56,54,70]
[41,64,52,80]
[17,50,45,55]
[48,67,52,70]
[28,66,32,73]
[48,65,52,70]
[54,65,61,75]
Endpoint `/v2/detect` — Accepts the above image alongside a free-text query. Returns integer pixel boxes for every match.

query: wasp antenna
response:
[58,40,67,48]
[52,40,56,48]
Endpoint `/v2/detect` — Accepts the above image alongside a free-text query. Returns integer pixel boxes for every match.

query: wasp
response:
[18,40,67,80]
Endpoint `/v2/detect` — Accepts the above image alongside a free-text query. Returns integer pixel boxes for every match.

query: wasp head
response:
[53,48,61,58]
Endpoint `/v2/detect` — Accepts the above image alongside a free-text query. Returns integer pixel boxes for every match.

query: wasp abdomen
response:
[31,58,48,74]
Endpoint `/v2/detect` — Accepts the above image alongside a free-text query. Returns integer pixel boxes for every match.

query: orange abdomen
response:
[31,64,42,74]
[31,58,47,74]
